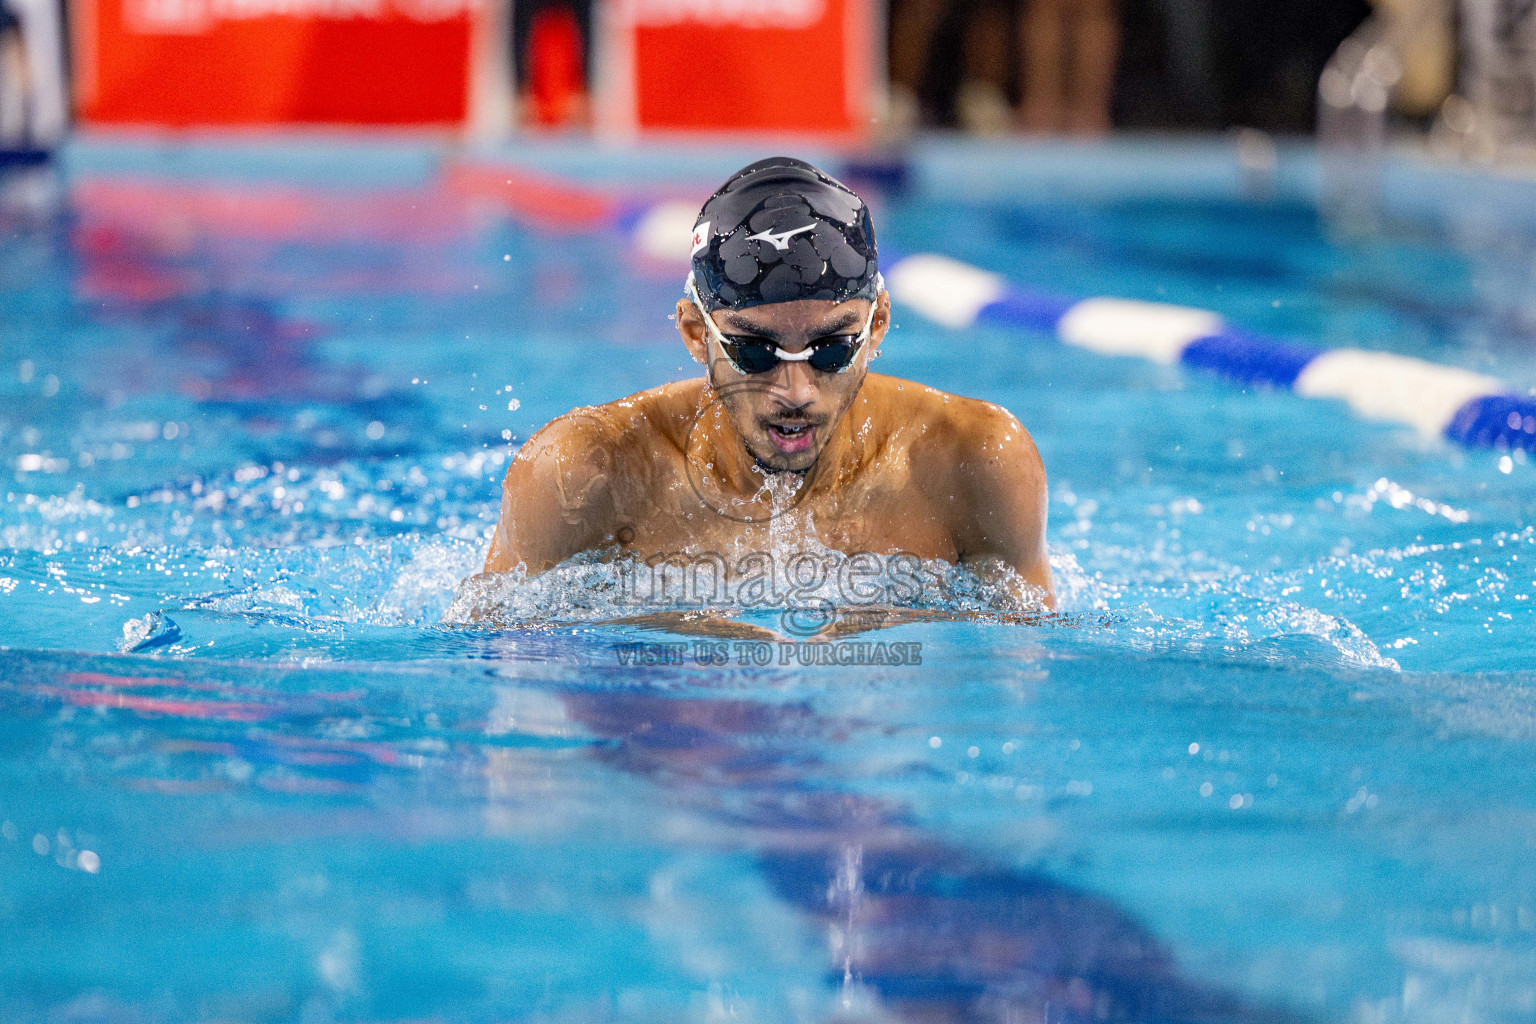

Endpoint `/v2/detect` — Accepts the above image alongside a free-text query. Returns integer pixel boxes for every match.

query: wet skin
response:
[483,289,1053,606]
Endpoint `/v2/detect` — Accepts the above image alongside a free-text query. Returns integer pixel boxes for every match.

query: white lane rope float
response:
[882,252,1536,453]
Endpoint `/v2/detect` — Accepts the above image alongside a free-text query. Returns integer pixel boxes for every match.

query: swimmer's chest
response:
[611,477,958,561]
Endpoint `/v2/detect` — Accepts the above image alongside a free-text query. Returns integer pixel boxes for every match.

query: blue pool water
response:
[1,137,1534,1023]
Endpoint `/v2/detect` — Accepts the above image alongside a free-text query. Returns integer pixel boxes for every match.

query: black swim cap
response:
[689,157,880,311]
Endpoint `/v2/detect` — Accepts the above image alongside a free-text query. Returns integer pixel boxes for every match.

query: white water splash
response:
[442,544,1050,627]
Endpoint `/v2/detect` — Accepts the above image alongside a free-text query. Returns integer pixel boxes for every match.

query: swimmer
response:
[482,157,1053,610]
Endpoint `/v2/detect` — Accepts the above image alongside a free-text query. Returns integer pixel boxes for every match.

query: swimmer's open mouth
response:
[765,420,817,454]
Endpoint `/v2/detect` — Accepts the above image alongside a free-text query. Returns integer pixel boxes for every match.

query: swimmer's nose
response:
[771,358,819,408]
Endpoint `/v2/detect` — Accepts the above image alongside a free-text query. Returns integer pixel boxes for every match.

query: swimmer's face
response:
[677,292,890,473]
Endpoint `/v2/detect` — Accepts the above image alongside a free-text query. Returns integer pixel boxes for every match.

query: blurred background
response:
[0,0,1531,160]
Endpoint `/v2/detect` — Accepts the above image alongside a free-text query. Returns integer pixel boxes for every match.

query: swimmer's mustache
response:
[757,412,824,427]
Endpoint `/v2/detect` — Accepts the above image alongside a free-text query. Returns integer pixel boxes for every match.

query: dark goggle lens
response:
[721,338,859,375]
[807,341,857,373]
[722,340,781,374]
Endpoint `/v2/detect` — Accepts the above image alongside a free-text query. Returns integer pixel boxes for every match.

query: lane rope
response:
[883,252,1536,453]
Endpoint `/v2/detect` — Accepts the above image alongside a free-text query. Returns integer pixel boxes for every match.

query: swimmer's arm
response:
[809,604,1060,640]
[589,610,789,643]
[950,406,1055,609]
[484,414,617,575]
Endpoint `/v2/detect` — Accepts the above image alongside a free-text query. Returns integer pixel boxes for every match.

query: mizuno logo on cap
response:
[746,223,815,251]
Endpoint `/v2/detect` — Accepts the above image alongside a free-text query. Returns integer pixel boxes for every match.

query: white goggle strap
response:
[772,297,879,361]
[686,273,732,355]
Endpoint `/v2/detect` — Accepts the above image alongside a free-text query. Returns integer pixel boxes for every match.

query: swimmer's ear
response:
[676,298,709,366]
[868,290,892,359]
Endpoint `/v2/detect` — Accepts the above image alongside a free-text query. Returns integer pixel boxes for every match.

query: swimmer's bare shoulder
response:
[874,375,1053,605]
[483,382,702,574]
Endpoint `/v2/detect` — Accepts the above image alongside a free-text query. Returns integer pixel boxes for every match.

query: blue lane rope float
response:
[882,253,1536,454]
[0,148,51,168]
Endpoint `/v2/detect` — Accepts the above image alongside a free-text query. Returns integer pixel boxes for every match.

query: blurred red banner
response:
[601,0,874,137]
[74,0,474,125]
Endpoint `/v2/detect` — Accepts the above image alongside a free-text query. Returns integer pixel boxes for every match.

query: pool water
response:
[1,138,1534,1023]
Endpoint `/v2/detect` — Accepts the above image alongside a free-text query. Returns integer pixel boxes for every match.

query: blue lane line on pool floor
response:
[881,252,1536,454]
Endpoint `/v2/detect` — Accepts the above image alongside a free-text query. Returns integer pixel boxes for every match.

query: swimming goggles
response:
[686,273,881,376]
